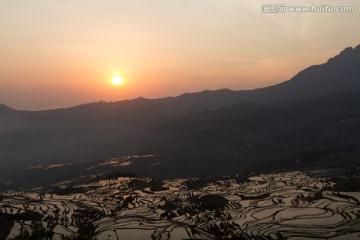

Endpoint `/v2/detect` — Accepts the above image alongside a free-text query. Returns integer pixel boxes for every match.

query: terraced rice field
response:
[1,171,360,239]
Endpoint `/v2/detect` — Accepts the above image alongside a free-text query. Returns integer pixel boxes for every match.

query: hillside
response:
[1,45,360,186]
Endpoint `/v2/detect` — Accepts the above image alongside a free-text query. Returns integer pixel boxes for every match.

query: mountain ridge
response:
[1,44,360,186]
[2,44,359,114]
[0,103,14,113]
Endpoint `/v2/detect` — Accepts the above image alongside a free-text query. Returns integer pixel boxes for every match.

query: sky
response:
[1,0,360,110]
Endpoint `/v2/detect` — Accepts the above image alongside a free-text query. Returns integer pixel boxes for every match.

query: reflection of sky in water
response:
[1,171,360,239]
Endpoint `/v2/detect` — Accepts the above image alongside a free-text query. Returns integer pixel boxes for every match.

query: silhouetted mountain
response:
[3,45,359,117]
[175,45,360,105]
[249,45,360,102]
[0,104,14,115]
[55,44,360,108]
[1,45,360,187]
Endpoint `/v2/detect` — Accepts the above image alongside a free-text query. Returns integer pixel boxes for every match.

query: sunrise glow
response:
[1,1,360,110]
[111,75,124,85]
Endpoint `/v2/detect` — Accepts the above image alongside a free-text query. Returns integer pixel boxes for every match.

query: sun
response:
[111,75,124,85]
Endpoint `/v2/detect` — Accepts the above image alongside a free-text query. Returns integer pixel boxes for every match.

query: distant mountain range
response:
[1,45,360,187]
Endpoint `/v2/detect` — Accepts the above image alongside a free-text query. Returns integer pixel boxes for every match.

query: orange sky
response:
[1,0,360,110]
